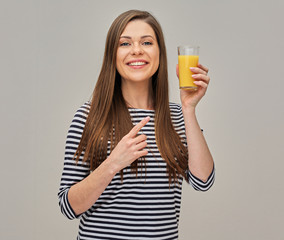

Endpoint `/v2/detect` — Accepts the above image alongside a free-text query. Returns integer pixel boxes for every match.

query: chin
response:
[123,74,152,83]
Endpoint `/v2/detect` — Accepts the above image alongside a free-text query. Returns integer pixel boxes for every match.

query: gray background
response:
[1,0,283,239]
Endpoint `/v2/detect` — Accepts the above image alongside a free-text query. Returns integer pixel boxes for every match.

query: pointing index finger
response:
[129,116,150,137]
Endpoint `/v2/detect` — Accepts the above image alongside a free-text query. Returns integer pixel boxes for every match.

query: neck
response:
[121,79,154,110]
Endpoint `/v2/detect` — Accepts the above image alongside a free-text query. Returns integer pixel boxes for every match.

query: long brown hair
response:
[74,10,188,183]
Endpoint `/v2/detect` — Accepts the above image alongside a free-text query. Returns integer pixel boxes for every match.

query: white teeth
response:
[128,62,147,66]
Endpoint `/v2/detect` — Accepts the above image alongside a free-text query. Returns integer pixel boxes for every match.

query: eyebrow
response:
[120,35,155,40]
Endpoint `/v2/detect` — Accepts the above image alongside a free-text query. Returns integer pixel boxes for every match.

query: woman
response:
[58,9,215,240]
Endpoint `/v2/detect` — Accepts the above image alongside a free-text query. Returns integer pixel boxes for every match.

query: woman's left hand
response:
[176,63,210,110]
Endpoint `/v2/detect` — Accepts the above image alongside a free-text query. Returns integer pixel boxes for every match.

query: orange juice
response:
[178,55,199,89]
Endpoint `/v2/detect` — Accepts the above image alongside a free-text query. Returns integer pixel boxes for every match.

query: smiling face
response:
[116,20,160,85]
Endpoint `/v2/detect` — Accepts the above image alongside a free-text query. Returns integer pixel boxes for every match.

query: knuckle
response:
[133,152,140,159]
[122,134,130,140]
[140,142,147,150]
[138,134,147,141]
[125,140,132,147]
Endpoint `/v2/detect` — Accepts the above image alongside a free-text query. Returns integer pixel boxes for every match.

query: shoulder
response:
[77,101,91,114]
[169,102,183,115]
[69,101,91,130]
[169,102,184,123]
[169,102,186,137]
[73,101,91,119]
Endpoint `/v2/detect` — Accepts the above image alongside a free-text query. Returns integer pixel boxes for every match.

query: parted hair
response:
[74,10,188,183]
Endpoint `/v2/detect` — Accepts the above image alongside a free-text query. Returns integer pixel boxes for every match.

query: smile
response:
[127,61,148,66]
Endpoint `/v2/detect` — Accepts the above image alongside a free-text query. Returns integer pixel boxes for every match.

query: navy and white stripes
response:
[58,102,214,240]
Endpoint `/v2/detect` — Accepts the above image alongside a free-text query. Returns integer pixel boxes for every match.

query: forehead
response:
[121,20,156,38]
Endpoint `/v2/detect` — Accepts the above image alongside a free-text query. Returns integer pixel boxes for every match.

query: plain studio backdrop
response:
[1,0,283,239]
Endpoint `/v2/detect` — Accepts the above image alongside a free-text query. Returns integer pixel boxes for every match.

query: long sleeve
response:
[187,164,215,191]
[58,103,90,220]
[171,103,215,192]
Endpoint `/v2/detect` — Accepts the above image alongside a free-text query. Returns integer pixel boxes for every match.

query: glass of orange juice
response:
[178,45,199,90]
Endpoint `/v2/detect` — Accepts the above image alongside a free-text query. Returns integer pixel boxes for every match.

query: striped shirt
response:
[58,102,215,240]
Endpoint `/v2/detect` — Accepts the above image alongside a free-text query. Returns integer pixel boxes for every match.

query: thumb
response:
[176,64,179,78]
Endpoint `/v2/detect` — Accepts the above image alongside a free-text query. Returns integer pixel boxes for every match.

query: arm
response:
[58,104,91,219]
[58,106,150,218]
[67,157,118,217]
[68,116,150,215]
[183,107,214,182]
[176,63,214,183]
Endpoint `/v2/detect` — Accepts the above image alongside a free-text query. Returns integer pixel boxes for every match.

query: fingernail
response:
[192,74,197,78]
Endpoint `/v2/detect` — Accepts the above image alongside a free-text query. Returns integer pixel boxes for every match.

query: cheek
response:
[153,50,160,71]
[116,51,123,71]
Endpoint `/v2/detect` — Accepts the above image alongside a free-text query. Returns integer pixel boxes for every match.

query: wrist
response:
[182,104,196,115]
[101,156,120,177]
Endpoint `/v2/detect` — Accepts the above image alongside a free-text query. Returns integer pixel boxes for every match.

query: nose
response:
[131,43,143,55]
